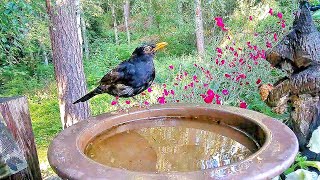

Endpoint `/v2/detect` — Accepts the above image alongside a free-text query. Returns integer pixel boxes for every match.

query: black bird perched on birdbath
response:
[73,42,168,104]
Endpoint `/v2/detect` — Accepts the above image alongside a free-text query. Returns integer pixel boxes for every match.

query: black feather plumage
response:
[73,43,167,104]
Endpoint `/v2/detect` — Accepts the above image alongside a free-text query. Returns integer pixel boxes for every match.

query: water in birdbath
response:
[84,118,258,172]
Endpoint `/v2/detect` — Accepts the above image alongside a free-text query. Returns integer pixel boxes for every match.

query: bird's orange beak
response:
[154,42,168,51]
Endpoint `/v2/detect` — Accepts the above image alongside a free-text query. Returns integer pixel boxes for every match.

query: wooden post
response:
[0,97,42,180]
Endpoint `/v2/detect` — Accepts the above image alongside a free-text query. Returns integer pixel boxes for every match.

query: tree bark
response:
[75,0,83,53]
[46,0,91,128]
[111,3,119,45]
[0,97,42,180]
[194,0,205,58]
[123,0,131,44]
[81,15,89,60]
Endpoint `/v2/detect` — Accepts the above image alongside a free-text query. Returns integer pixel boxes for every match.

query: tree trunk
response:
[75,0,83,54]
[194,0,205,58]
[0,97,42,180]
[123,0,131,44]
[46,0,90,129]
[111,3,119,45]
[81,15,89,60]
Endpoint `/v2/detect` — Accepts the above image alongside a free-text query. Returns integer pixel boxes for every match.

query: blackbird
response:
[73,42,168,104]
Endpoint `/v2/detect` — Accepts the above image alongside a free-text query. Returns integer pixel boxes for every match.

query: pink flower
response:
[144,101,150,105]
[277,12,283,19]
[281,22,286,28]
[193,75,198,81]
[158,97,166,104]
[204,95,214,104]
[220,60,225,65]
[214,17,228,31]
[170,90,175,95]
[216,47,223,54]
[239,101,247,109]
[125,100,131,104]
[225,73,231,78]
[184,85,188,90]
[266,41,272,48]
[164,89,169,96]
[111,100,117,105]
[268,8,273,15]
[203,83,209,88]
[169,65,174,69]
[222,89,229,95]
[163,84,167,88]
[273,33,278,41]
[207,89,215,97]
[249,16,253,21]
[256,78,262,84]
[147,87,153,92]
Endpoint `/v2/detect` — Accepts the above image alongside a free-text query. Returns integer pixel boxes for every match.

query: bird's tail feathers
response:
[73,87,103,104]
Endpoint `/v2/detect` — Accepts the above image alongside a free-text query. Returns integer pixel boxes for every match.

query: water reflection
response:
[85,119,254,172]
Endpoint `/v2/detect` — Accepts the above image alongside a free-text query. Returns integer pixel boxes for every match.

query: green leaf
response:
[313,10,320,20]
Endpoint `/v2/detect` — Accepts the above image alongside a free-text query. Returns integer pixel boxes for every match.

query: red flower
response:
[281,22,286,28]
[277,12,283,19]
[204,95,214,104]
[273,33,278,41]
[225,73,231,78]
[269,8,273,15]
[214,17,228,31]
[222,89,229,95]
[147,87,153,92]
[164,89,169,96]
[111,100,117,105]
[220,60,225,65]
[249,16,253,21]
[158,97,166,104]
[169,65,174,69]
[144,101,150,105]
[163,84,167,88]
[256,78,262,84]
[239,101,247,109]
[266,41,272,48]
[125,100,131,104]
[216,47,223,54]
[170,90,175,95]
[207,89,215,97]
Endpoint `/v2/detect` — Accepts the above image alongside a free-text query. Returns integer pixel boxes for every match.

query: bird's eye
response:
[144,46,152,52]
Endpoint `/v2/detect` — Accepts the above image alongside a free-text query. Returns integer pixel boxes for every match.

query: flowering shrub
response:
[110,7,288,112]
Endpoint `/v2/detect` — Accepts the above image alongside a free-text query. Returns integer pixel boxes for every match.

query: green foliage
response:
[285,154,320,175]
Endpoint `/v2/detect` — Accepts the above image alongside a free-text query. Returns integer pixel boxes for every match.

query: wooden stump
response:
[0,97,42,180]
[264,1,320,159]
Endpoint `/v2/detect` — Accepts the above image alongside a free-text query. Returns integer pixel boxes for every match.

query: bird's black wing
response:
[100,61,135,85]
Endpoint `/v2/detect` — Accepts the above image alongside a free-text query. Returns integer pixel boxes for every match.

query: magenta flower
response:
[281,22,286,28]
[266,41,272,48]
[225,73,231,78]
[169,65,174,69]
[164,89,169,96]
[170,90,175,95]
[207,89,215,97]
[125,100,130,104]
[144,101,150,105]
[240,101,247,109]
[269,8,273,15]
[277,12,283,19]
[204,95,214,104]
[111,100,117,105]
[216,47,223,54]
[214,17,228,31]
[158,97,166,104]
[222,89,229,95]
[147,87,153,92]
[256,78,262,84]
[249,16,253,21]
[273,33,278,41]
